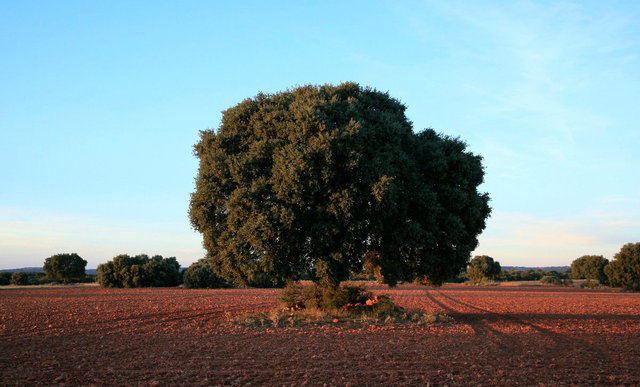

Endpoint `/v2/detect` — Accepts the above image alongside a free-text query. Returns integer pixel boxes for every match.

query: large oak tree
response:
[190,83,490,288]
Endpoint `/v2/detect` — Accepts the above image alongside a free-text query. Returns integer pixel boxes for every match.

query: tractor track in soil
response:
[423,288,613,366]
[1,301,275,339]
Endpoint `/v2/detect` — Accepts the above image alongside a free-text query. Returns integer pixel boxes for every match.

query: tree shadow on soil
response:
[424,289,616,369]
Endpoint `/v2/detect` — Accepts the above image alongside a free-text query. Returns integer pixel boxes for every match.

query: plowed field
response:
[2,284,639,385]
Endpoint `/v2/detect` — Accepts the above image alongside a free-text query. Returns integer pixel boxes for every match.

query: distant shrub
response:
[82,275,96,283]
[183,260,230,289]
[0,272,11,285]
[43,253,87,284]
[605,242,640,291]
[466,255,501,284]
[96,254,181,288]
[540,275,562,285]
[580,280,602,289]
[570,255,609,284]
[10,272,31,285]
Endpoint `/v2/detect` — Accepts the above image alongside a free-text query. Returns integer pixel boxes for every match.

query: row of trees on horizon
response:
[1,242,639,291]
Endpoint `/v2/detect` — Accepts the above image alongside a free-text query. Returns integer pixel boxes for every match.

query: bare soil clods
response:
[1,284,639,385]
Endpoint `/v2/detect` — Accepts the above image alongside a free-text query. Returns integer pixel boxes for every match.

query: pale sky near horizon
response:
[1,1,639,270]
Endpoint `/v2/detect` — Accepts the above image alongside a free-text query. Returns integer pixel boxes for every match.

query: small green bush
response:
[580,280,602,289]
[322,285,372,310]
[278,282,324,310]
[540,275,562,285]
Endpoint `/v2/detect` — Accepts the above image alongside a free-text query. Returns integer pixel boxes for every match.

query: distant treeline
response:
[2,242,638,291]
[0,271,96,286]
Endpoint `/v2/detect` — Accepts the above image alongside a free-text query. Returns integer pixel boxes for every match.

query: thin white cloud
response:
[475,208,640,266]
[398,1,632,161]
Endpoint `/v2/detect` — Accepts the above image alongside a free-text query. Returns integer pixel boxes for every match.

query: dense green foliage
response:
[190,83,490,288]
[540,275,562,285]
[0,272,11,285]
[466,255,501,283]
[570,255,609,284]
[96,254,181,288]
[183,259,230,289]
[0,271,93,286]
[605,242,640,291]
[43,253,87,283]
[10,272,31,285]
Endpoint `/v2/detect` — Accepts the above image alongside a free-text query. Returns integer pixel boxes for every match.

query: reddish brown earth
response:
[1,283,639,385]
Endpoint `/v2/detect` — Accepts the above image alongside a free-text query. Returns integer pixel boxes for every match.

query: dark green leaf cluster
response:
[43,253,87,284]
[540,275,562,285]
[183,259,230,288]
[0,272,11,285]
[570,255,609,284]
[4,272,53,286]
[96,254,181,288]
[190,83,490,288]
[605,242,640,291]
[466,255,501,283]
[10,272,31,285]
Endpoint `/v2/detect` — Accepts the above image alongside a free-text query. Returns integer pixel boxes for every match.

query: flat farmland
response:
[1,284,639,385]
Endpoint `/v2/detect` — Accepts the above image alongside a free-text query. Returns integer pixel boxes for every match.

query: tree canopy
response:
[605,242,640,291]
[183,259,230,289]
[96,254,181,288]
[570,255,609,284]
[189,83,490,288]
[43,253,87,283]
[466,255,501,283]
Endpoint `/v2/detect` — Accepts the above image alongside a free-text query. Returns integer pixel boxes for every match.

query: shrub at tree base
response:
[183,259,230,289]
[605,242,640,291]
[96,254,181,288]
[278,282,387,311]
[231,282,451,328]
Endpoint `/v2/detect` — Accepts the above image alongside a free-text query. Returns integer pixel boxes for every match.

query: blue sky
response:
[1,1,639,269]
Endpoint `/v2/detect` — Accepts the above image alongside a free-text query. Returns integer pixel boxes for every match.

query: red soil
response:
[1,284,639,385]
